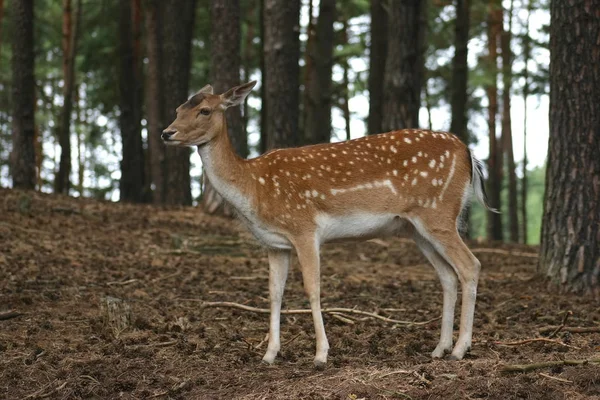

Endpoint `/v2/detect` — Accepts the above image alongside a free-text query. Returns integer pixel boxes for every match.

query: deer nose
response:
[161,129,177,141]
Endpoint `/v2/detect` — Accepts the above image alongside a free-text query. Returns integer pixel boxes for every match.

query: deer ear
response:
[197,84,213,95]
[220,81,257,109]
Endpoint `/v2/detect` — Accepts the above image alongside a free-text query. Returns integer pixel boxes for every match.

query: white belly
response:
[315,212,411,244]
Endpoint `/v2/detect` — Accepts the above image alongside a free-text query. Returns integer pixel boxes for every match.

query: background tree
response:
[540,0,600,293]
[118,0,145,203]
[382,1,426,131]
[202,0,243,214]
[263,0,301,149]
[367,0,387,135]
[486,0,503,241]
[55,0,81,194]
[449,0,470,144]
[501,0,518,242]
[161,0,196,205]
[304,0,336,145]
[10,0,36,189]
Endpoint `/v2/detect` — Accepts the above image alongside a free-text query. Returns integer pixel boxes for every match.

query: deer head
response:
[161,81,256,147]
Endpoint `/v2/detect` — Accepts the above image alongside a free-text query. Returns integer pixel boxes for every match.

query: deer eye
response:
[199,108,211,116]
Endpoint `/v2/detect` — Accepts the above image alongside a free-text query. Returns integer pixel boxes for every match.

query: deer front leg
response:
[262,249,290,364]
[295,237,329,368]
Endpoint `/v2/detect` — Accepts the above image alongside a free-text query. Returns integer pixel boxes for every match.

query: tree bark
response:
[449,0,470,143]
[259,0,268,154]
[486,0,503,241]
[263,0,301,149]
[162,0,196,205]
[304,0,336,145]
[382,1,426,131]
[501,0,518,242]
[144,0,166,204]
[367,0,387,135]
[540,0,600,294]
[11,0,36,190]
[202,0,244,215]
[55,0,77,194]
[118,0,145,203]
[521,0,532,244]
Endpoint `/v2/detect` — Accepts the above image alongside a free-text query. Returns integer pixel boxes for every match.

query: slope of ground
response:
[0,189,598,399]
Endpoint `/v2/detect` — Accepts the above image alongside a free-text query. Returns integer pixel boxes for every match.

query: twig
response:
[501,358,600,373]
[0,310,23,321]
[471,248,538,258]
[539,326,600,335]
[283,332,303,346]
[331,313,355,324]
[106,279,138,286]
[191,300,440,326]
[25,381,68,399]
[539,373,573,383]
[495,338,580,350]
[548,310,573,338]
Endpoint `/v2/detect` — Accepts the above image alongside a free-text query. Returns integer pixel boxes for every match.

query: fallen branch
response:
[471,248,538,258]
[495,337,580,350]
[539,326,600,335]
[187,300,440,326]
[548,311,573,338]
[0,310,23,321]
[501,358,600,373]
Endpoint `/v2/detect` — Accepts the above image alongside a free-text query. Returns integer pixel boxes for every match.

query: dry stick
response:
[548,310,573,338]
[25,381,68,399]
[0,310,23,321]
[495,337,580,350]
[195,301,441,326]
[539,373,573,383]
[539,326,600,335]
[501,359,600,373]
[470,248,538,258]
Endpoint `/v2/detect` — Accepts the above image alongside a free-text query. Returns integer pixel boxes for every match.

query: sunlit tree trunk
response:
[304,0,336,145]
[540,0,600,294]
[486,0,503,241]
[263,0,301,149]
[520,0,532,244]
[11,0,36,190]
[382,1,426,131]
[55,0,81,195]
[367,0,387,135]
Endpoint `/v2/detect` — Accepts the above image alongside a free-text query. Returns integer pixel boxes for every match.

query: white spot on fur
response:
[404,138,412,144]
[258,177,265,185]
[429,159,436,168]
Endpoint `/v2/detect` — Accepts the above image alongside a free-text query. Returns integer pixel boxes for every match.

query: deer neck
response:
[197,115,254,214]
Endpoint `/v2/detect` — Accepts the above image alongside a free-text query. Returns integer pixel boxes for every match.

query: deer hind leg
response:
[294,236,329,368]
[413,219,481,361]
[414,232,458,358]
[262,249,290,364]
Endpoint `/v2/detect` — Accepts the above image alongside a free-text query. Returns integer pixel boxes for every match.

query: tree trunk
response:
[144,0,166,204]
[501,0,518,242]
[486,0,503,241]
[521,0,532,245]
[202,0,243,215]
[11,0,36,189]
[304,0,336,145]
[118,0,145,203]
[449,0,470,143]
[341,18,351,141]
[302,0,315,143]
[0,0,5,56]
[540,0,600,294]
[367,0,387,135]
[162,0,195,205]
[263,0,301,149]
[259,0,268,154]
[382,1,426,131]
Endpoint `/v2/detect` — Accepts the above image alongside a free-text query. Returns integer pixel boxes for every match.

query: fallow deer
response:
[162,81,495,367]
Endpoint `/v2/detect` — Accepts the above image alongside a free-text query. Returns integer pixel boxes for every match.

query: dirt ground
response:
[1,189,599,400]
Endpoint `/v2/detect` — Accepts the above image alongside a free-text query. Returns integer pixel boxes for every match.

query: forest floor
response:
[1,189,599,400]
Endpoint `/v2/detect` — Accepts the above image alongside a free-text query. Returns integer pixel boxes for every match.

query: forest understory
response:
[1,189,599,399]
